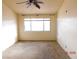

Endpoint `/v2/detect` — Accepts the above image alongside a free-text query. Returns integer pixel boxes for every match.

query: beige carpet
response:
[3,41,70,59]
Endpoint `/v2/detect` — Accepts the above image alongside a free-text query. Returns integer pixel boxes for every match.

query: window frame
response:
[24,18,51,32]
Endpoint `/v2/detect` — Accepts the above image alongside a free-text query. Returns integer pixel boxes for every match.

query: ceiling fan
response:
[16,0,44,9]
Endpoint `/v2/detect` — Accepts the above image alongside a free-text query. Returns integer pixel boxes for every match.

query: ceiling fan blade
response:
[29,0,34,3]
[16,1,28,4]
[34,3,40,9]
[27,4,31,8]
[37,1,44,4]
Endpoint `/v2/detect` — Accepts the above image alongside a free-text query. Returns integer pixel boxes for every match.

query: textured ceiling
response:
[3,0,64,14]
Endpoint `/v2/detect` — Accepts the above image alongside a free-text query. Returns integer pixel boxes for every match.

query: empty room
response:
[2,0,77,59]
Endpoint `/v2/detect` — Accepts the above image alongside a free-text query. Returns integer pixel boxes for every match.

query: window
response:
[24,18,50,31]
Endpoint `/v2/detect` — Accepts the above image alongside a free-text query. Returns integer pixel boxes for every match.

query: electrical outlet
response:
[69,51,76,54]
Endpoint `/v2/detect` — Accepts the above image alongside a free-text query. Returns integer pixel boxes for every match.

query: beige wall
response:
[18,14,57,40]
[57,0,77,59]
[2,3,18,51]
